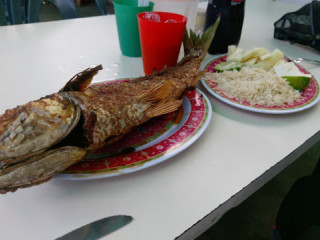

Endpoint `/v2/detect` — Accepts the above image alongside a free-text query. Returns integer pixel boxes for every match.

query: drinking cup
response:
[113,0,154,57]
[137,12,187,75]
[151,0,198,31]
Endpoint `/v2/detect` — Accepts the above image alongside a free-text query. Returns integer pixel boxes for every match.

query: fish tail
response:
[183,15,221,57]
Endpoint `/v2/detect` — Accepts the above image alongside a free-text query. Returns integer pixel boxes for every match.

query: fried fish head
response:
[0,146,87,193]
[0,94,81,169]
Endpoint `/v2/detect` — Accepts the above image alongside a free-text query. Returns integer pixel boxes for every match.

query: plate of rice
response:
[201,55,320,114]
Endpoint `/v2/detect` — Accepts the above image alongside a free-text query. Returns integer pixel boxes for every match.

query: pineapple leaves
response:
[183,15,221,56]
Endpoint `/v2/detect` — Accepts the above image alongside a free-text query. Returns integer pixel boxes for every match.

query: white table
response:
[0,0,319,239]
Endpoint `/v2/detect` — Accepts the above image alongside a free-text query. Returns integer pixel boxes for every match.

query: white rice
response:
[205,67,301,106]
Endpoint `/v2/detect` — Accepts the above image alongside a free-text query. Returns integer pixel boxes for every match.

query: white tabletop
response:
[1,0,320,239]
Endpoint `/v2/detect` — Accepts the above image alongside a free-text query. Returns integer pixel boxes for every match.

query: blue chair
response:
[6,0,26,25]
[95,0,108,15]
[27,0,78,23]
[0,0,6,26]
[0,0,26,25]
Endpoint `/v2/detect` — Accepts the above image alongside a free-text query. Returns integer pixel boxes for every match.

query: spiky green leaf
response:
[183,15,220,56]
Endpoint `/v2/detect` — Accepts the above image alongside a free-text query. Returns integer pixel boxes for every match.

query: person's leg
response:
[275,175,320,240]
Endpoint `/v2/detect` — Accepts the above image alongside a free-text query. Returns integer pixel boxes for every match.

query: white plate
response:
[56,88,212,180]
[201,55,320,114]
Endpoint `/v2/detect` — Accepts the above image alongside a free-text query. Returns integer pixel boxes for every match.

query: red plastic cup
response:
[137,12,187,75]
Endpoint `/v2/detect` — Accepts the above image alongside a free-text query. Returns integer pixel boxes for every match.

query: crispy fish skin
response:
[0,20,220,193]
[63,38,215,151]
[64,66,197,151]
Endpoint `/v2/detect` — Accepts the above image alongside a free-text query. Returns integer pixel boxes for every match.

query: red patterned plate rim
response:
[201,55,320,114]
[55,88,212,180]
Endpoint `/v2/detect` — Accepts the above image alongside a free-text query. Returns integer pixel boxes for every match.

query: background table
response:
[0,0,320,239]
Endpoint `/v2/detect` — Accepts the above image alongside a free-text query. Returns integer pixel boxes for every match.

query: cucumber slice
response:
[215,61,244,72]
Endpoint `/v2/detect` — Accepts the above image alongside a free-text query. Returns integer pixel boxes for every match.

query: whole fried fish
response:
[0,19,220,193]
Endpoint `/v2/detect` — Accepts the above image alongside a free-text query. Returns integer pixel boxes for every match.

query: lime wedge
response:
[273,62,311,91]
[215,61,244,72]
[282,76,311,91]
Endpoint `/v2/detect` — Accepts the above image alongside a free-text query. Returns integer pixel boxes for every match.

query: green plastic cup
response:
[113,0,154,57]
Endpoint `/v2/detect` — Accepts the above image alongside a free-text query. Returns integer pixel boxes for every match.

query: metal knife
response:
[56,215,133,240]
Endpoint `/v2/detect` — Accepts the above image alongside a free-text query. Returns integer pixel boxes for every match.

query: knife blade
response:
[56,215,133,240]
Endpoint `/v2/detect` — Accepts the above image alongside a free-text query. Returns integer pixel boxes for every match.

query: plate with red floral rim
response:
[201,55,320,114]
[56,87,212,180]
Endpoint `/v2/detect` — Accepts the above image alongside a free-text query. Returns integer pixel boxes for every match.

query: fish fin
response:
[183,15,220,56]
[60,65,103,92]
[138,80,173,103]
[146,99,182,118]
[191,68,206,87]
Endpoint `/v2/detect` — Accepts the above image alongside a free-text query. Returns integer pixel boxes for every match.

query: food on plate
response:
[0,19,220,194]
[273,62,311,91]
[214,61,244,72]
[205,67,301,106]
[225,45,285,70]
[208,46,311,106]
